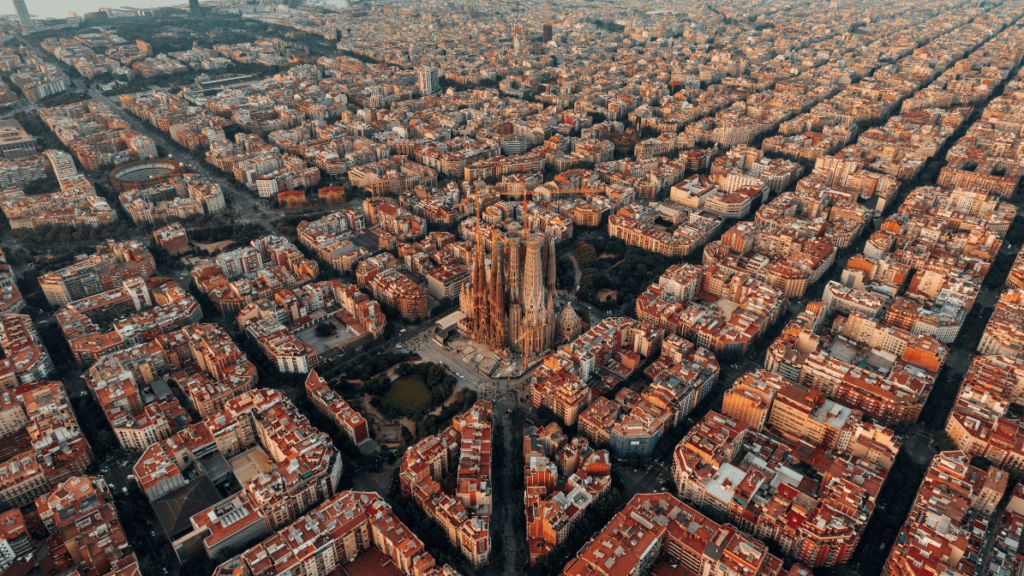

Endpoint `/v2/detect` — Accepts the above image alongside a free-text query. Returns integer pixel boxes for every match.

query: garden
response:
[570,237,679,309]
[387,373,432,410]
[367,362,459,420]
[339,357,480,442]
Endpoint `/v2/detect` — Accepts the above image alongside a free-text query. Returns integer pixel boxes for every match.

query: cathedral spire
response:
[546,233,557,294]
[471,198,490,343]
[507,236,522,303]
[489,233,506,350]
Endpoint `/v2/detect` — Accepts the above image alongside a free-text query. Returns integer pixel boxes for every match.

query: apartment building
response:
[769,384,859,451]
[243,316,319,373]
[0,120,34,159]
[168,323,258,418]
[153,222,189,255]
[532,318,664,427]
[0,381,93,510]
[0,509,32,560]
[40,100,156,170]
[56,277,202,367]
[608,204,722,258]
[39,239,156,307]
[578,334,719,459]
[217,490,462,576]
[0,314,54,385]
[120,174,226,225]
[673,410,887,567]
[133,388,342,560]
[10,66,70,103]
[85,323,255,446]
[945,355,1024,470]
[36,477,137,576]
[883,452,1009,576]
[0,153,47,189]
[636,264,785,357]
[978,289,1024,356]
[0,176,117,230]
[704,217,839,299]
[362,198,429,241]
[721,369,789,432]
[400,401,492,567]
[523,427,610,565]
[191,236,319,314]
[360,266,429,320]
[561,493,783,576]
[766,308,948,424]
[304,370,370,446]
[296,209,368,273]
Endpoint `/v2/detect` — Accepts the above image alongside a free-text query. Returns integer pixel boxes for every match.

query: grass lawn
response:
[387,374,431,410]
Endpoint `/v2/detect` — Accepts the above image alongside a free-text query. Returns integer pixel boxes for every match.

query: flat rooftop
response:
[294,314,366,354]
[0,119,31,144]
[334,546,405,576]
[228,447,273,485]
[717,298,741,319]
[829,338,858,364]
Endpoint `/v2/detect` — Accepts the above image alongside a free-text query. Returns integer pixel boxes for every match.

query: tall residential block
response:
[417,66,439,96]
[10,0,30,29]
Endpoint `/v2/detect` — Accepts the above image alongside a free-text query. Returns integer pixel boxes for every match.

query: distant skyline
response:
[13,0,350,20]
[12,0,186,20]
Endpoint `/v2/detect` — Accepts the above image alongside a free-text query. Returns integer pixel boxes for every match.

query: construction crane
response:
[492,187,605,238]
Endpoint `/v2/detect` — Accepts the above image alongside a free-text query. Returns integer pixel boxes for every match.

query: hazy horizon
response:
[10,0,186,20]
[10,0,351,20]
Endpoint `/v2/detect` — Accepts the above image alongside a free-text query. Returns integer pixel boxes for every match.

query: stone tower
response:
[488,234,507,350]
[558,304,582,342]
[519,232,553,358]
[471,228,490,343]
[506,236,522,302]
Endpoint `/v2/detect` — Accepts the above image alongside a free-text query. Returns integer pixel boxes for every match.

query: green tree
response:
[535,405,556,426]
[933,430,958,452]
[573,242,597,267]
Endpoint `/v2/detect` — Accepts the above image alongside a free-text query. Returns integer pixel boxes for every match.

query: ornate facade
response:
[461,230,559,357]
[558,304,583,343]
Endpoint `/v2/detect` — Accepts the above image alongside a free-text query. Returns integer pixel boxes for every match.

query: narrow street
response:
[494,410,520,576]
[975,498,1009,576]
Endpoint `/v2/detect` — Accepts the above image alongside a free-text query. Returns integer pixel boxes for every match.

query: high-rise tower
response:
[44,150,78,184]
[417,66,439,96]
[542,24,553,42]
[11,0,31,29]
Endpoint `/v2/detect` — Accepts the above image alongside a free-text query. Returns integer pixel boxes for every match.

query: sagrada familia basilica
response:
[459,226,582,358]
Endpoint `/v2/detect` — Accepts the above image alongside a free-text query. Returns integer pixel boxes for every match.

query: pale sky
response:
[18,0,348,20]
[17,0,186,20]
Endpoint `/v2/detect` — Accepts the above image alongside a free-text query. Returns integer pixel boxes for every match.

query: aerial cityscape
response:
[0,0,1023,576]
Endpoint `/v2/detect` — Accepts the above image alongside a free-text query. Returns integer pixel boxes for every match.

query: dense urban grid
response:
[1,1,1024,576]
